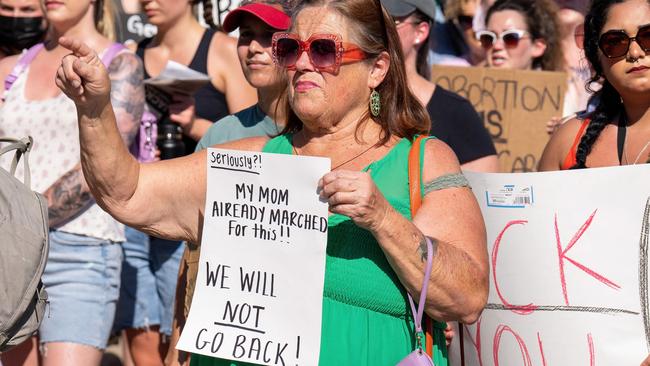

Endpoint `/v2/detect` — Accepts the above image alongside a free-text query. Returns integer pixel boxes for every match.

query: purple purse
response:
[129,109,158,162]
[396,236,435,366]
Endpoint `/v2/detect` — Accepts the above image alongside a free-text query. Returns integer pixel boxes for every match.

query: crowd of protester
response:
[1,0,649,365]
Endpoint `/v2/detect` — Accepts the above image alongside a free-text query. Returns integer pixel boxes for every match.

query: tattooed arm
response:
[108,52,144,144]
[45,51,144,229]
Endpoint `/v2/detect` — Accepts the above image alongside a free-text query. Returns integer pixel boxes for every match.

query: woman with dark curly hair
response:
[539,0,650,172]
[539,2,650,362]
[477,0,564,71]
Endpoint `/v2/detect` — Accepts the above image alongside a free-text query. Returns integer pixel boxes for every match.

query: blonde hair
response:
[95,0,116,41]
[445,0,477,20]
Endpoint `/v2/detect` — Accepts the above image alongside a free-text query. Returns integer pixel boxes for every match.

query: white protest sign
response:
[176,148,330,366]
[449,165,650,365]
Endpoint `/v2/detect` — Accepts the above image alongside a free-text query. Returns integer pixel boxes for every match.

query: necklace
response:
[626,138,650,165]
[292,143,375,170]
[622,120,650,165]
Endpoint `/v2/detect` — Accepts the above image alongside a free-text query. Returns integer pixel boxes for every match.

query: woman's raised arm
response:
[56,37,208,242]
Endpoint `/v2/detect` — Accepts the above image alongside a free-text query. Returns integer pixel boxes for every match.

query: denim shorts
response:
[39,230,123,350]
[113,227,184,336]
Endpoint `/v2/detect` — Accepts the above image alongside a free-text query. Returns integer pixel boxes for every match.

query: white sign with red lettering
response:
[450,165,650,365]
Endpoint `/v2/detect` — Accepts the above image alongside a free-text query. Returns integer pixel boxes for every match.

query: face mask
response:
[0,15,45,55]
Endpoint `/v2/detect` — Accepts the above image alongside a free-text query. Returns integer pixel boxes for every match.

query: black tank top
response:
[137,29,229,153]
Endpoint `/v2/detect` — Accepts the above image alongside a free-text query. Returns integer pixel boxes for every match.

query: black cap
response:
[380,0,436,20]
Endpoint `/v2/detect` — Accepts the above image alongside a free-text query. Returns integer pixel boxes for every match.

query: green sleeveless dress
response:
[191,135,447,366]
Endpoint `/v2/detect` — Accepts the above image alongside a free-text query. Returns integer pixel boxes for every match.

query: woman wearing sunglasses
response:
[539,2,650,362]
[444,0,488,66]
[54,0,490,365]
[539,0,650,173]
[381,0,498,173]
[477,0,563,71]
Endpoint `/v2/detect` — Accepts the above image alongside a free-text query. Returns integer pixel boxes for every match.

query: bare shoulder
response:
[209,136,271,152]
[538,117,588,171]
[208,31,240,72]
[553,117,588,143]
[421,138,462,182]
[0,54,21,101]
[0,54,20,83]
[210,31,238,60]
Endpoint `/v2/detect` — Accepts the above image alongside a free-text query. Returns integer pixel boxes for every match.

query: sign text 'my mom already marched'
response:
[177,148,330,366]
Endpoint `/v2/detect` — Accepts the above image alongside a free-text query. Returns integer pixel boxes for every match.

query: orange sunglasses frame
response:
[272,32,368,74]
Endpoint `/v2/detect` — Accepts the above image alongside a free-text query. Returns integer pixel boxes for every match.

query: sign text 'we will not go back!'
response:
[176,148,330,366]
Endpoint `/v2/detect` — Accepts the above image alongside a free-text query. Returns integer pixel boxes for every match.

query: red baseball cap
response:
[223,3,291,33]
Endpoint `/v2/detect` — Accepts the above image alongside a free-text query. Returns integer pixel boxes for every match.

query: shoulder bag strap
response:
[408,135,427,216]
[407,237,434,350]
[407,135,435,356]
[3,43,45,95]
[0,136,34,188]
[617,113,627,165]
[100,43,128,68]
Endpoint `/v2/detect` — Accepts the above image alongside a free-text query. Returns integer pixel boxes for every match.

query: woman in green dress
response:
[54,0,489,364]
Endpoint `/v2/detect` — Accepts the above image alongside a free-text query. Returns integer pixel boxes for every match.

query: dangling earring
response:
[370,89,381,117]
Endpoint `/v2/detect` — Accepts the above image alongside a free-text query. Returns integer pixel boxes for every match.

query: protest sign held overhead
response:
[431,66,567,172]
[448,166,650,365]
[176,149,330,366]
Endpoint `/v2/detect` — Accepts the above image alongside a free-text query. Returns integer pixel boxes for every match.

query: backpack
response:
[3,43,157,162]
[0,136,49,352]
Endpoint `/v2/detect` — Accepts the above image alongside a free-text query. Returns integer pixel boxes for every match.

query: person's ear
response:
[531,38,547,59]
[414,21,431,46]
[368,51,390,89]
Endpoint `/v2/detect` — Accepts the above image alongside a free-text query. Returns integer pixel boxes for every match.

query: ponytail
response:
[571,81,622,169]
[198,0,224,31]
[95,0,116,41]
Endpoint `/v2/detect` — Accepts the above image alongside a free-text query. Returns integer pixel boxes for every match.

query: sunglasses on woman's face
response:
[475,29,530,49]
[271,32,368,74]
[598,24,650,58]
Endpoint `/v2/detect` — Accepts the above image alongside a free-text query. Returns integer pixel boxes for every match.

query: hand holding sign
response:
[169,94,197,133]
[177,148,329,366]
[319,170,391,232]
